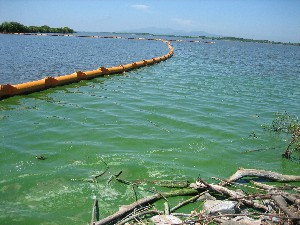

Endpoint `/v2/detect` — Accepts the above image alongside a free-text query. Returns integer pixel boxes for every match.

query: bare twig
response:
[212,176,265,191]
[94,188,199,225]
[241,147,275,154]
[117,209,162,225]
[91,197,99,225]
[170,190,208,213]
[116,178,168,201]
[93,158,109,180]
[107,171,122,185]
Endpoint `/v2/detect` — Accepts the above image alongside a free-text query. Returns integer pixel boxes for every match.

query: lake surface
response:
[0,33,300,224]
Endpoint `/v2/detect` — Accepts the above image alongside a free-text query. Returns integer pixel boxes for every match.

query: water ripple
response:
[0,35,300,224]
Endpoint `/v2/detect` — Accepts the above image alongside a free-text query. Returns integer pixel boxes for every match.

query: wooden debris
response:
[94,189,198,225]
[92,168,300,225]
[36,155,46,160]
[221,168,300,185]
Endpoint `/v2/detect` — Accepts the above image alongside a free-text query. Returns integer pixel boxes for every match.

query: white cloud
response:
[131,4,150,11]
[173,18,194,27]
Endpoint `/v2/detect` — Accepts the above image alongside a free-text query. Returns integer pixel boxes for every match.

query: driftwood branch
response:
[252,181,300,206]
[94,188,199,225]
[221,168,300,185]
[271,194,297,218]
[195,179,268,211]
[251,180,275,190]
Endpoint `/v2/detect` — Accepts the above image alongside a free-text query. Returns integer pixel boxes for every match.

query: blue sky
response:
[0,0,299,42]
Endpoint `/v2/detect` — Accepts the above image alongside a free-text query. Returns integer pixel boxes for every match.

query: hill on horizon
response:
[118,27,219,37]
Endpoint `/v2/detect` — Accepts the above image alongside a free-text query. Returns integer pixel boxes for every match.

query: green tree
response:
[0,21,27,33]
[61,26,74,33]
[0,22,75,34]
[28,26,39,33]
[40,25,50,33]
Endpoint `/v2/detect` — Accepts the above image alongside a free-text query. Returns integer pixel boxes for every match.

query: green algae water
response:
[0,33,300,224]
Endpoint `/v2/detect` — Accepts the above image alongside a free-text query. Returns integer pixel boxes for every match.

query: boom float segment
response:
[0,34,174,99]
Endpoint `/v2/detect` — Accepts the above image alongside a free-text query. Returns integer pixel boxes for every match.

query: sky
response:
[0,0,300,43]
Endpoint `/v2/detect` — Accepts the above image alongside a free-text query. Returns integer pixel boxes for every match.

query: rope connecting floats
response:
[0,34,174,99]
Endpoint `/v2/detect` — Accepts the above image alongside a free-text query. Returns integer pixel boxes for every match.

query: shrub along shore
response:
[0,21,74,34]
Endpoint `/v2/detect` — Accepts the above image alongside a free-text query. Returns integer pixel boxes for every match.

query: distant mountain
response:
[118,27,219,37]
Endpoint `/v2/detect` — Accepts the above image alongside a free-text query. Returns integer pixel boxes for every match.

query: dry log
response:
[252,181,300,206]
[251,180,275,190]
[271,193,298,218]
[283,193,300,206]
[194,179,268,211]
[221,168,300,186]
[94,188,199,225]
[252,181,300,219]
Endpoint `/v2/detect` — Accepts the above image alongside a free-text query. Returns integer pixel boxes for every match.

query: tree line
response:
[0,21,75,34]
[208,36,300,46]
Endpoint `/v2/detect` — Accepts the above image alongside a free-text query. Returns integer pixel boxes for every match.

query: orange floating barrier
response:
[76,71,87,80]
[85,69,103,79]
[98,67,110,76]
[0,35,174,99]
[0,84,17,97]
[144,59,155,65]
[55,73,78,85]
[45,77,59,88]
[133,60,147,69]
[122,63,134,71]
[14,79,45,95]
[107,66,124,74]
